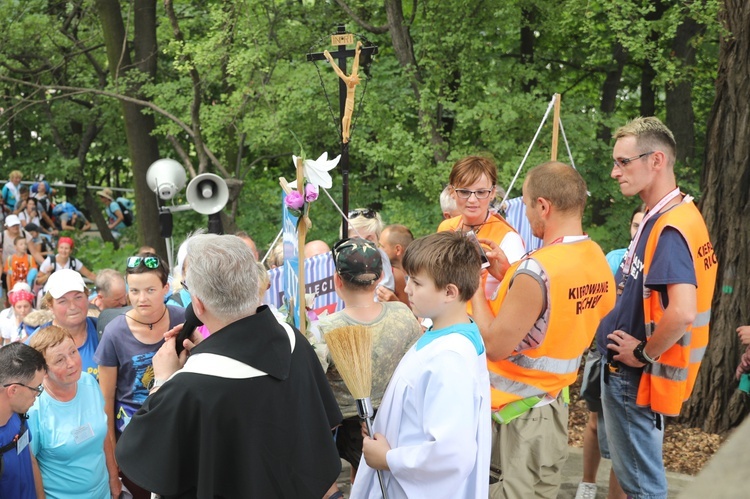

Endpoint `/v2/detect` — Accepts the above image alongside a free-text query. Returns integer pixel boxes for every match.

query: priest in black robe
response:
[115,234,343,498]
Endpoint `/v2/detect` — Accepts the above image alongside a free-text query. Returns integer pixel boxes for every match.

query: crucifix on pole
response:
[307,25,378,238]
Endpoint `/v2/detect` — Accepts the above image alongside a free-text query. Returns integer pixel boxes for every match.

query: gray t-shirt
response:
[94,305,185,434]
[314,301,422,418]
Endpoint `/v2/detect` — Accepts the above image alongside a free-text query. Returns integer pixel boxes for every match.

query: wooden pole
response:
[296,156,307,336]
[550,93,561,161]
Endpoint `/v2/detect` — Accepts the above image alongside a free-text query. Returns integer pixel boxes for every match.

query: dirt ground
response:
[567,373,726,476]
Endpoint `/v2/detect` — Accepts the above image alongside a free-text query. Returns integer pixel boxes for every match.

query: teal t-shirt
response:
[417,321,485,355]
[28,373,110,499]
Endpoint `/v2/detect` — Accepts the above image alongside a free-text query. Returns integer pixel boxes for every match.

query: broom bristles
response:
[324,325,373,400]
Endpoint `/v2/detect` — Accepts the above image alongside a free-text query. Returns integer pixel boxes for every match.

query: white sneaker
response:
[575,482,598,499]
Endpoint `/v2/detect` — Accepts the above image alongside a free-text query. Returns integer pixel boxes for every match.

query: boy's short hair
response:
[14,235,26,245]
[402,231,480,301]
[383,224,414,249]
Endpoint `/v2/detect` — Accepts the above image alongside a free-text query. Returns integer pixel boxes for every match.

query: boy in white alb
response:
[351,231,491,499]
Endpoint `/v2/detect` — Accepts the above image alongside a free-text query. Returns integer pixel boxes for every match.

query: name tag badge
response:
[73,423,95,444]
[16,428,29,454]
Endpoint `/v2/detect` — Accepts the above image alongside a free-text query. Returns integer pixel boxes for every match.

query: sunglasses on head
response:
[348,209,376,219]
[126,256,160,269]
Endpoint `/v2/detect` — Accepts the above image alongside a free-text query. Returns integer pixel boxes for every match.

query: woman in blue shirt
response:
[28,326,120,499]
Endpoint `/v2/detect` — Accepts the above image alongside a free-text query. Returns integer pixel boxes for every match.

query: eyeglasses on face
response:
[348,209,376,219]
[451,186,495,199]
[3,382,44,396]
[613,151,654,169]
[126,256,160,269]
[181,280,189,292]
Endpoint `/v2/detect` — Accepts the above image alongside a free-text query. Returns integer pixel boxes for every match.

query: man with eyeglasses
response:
[438,156,526,316]
[596,117,716,499]
[0,342,47,499]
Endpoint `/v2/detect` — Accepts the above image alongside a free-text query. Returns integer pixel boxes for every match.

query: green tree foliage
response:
[0,0,721,257]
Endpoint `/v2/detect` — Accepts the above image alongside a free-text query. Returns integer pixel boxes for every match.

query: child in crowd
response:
[351,231,491,498]
[4,236,37,290]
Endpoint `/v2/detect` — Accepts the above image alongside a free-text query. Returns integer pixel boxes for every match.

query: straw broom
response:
[324,325,388,499]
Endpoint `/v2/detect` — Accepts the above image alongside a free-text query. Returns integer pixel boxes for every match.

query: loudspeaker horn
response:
[186,173,229,215]
[146,159,187,200]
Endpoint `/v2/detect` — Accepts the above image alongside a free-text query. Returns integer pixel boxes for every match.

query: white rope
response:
[559,117,577,170]
[320,187,365,239]
[261,228,283,265]
[501,94,557,206]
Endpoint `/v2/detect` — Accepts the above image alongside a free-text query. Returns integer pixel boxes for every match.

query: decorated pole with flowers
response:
[295,156,308,335]
[280,147,339,335]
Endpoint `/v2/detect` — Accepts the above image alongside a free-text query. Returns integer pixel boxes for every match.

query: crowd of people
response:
[0,116,722,499]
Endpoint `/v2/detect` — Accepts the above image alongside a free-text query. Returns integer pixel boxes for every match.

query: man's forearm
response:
[644,287,696,359]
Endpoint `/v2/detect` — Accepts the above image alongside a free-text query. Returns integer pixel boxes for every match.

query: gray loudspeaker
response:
[146,159,187,200]
[186,173,229,215]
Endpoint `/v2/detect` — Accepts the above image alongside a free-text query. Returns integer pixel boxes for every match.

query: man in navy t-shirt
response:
[0,343,47,499]
[595,117,707,499]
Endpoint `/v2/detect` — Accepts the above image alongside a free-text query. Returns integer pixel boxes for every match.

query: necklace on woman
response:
[43,380,76,402]
[461,212,490,233]
[126,306,168,330]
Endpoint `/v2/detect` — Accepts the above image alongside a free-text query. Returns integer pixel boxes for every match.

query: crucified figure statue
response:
[324,41,362,144]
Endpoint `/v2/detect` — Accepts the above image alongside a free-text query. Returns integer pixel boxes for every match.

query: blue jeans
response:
[600,363,667,499]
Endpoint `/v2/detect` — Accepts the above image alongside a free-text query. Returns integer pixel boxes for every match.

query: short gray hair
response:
[184,234,259,321]
[440,186,457,215]
[95,269,124,296]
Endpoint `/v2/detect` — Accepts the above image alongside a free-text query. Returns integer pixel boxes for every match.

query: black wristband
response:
[633,340,655,365]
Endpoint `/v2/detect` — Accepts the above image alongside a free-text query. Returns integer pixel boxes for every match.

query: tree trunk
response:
[666,16,704,167]
[95,0,165,255]
[640,61,656,117]
[520,7,537,93]
[679,0,750,433]
[591,43,627,225]
[383,0,447,163]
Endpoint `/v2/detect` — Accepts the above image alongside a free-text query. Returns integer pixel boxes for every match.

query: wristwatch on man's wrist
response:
[147,378,166,391]
[633,340,657,365]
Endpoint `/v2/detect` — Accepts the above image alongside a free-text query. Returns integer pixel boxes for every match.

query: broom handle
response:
[363,417,389,499]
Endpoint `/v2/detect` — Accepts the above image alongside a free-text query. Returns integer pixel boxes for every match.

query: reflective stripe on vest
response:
[487,239,616,411]
[636,200,717,416]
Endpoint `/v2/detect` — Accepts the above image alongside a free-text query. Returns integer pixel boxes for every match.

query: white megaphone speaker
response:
[146,159,187,200]
[186,173,229,215]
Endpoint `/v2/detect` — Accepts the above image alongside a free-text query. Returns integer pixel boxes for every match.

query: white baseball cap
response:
[47,269,87,299]
[5,215,20,227]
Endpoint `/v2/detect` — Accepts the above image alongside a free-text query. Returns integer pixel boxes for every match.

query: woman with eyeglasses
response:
[28,325,121,498]
[94,253,184,499]
[437,156,526,311]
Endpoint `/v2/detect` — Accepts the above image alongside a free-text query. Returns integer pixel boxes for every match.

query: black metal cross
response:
[307,25,378,238]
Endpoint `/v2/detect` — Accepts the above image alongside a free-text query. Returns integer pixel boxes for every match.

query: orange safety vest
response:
[438,212,522,315]
[636,200,717,416]
[487,239,616,411]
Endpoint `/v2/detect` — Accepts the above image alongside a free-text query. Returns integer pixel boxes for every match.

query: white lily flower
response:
[292,152,341,189]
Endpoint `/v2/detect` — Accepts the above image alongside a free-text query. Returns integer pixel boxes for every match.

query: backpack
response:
[46,254,77,272]
[114,197,134,226]
[52,202,77,218]
[7,254,33,287]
